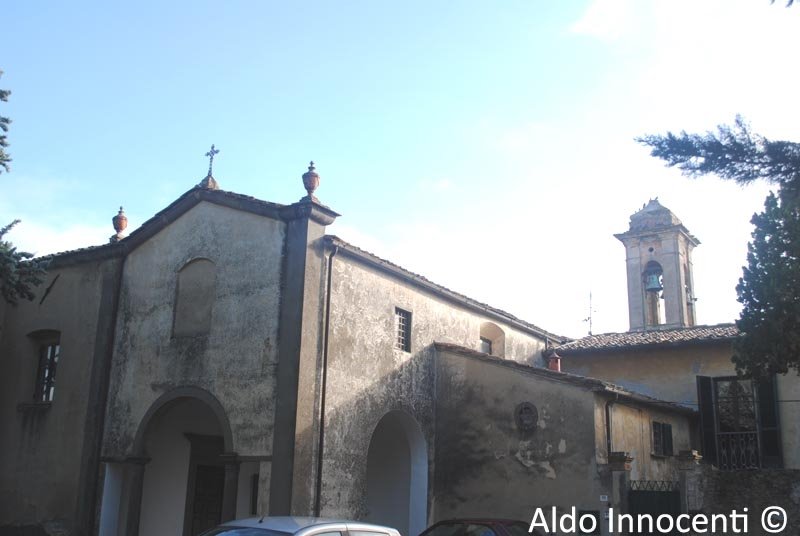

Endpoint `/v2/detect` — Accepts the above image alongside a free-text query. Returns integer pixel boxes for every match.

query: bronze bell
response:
[644,272,663,292]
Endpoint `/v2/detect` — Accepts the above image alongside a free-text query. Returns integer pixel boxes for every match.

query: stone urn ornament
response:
[110,207,128,243]
[302,161,320,201]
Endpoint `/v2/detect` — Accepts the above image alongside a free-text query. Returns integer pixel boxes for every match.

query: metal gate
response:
[627,480,681,535]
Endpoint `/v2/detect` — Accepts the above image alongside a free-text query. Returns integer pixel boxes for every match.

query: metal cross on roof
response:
[205,144,220,176]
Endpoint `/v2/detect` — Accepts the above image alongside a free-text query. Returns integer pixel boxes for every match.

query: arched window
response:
[173,258,216,338]
[479,322,505,357]
[643,261,665,327]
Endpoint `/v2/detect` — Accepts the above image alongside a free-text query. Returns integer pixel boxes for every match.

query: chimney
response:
[545,349,561,372]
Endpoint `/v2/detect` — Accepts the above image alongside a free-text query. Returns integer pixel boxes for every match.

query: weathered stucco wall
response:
[562,343,735,407]
[686,466,800,536]
[433,349,604,521]
[777,374,800,469]
[602,400,692,481]
[318,252,552,522]
[102,201,285,459]
[0,258,120,535]
[563,344,800,470]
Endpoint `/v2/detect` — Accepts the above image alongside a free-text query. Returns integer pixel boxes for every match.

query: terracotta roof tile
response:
[557,323,738,353]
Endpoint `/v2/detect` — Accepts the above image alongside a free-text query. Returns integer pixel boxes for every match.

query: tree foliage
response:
[636,115,800,187]
[0,220,48,305]
[733,191,800,378]
[638,117,800,378]
[0,70,48,305]
[0,70,10,173]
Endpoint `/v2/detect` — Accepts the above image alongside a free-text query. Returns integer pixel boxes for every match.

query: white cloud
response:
[570,0,635,41]
[3,220,111,257]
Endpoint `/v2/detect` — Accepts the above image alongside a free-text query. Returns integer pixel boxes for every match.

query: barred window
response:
[395,308,411,352]
[652,421,673,456]
[35,339,60,402]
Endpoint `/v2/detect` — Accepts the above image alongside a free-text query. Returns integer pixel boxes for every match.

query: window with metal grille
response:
[35,341,60,402]
[652,421,673,456]
[395,308,411,352]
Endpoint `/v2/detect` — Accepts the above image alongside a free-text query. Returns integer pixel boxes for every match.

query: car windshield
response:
[199,528,291,536]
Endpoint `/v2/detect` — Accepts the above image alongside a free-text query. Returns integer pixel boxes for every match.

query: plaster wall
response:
[565,346,800,470]
[235,462,260,518]
[777,374,800,469]
[102,201,285,460]
[433,350,604,522]
[620,229,696,330]
[562,343,735,407]
[0,259,118,533]
[318,253,551,521]
[603,401,692,481]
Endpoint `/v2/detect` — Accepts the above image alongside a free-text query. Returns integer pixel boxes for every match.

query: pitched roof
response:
[32,188,568,344]
[327,236,569,343]
[37,186,286,268]
[557,323,738,354]
[434,342,697,415]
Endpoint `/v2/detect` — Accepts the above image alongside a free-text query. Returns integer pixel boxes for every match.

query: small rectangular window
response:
[479,337,492,354]
[395,308,411,352]
[652,421,673,456]
[35,342,60,402]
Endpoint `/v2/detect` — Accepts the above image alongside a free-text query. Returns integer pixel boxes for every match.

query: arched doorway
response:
[365,410,428,536]
[100,388,237,536]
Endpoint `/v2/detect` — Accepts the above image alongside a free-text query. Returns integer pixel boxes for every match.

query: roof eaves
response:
[32,187,288,266]
[559,336,737,355]
[328,236,569,343]
[435,342,697,416]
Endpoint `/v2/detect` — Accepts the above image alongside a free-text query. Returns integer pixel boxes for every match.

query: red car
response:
[419,519,543,536]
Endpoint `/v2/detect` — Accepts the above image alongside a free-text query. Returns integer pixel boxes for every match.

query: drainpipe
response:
[605,395,618,459]
[314,245,338,516]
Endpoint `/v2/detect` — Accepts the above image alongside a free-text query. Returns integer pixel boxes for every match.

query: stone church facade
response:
[2,169,784,536]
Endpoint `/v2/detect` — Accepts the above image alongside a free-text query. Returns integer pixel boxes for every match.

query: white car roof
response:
[218,516,400,536]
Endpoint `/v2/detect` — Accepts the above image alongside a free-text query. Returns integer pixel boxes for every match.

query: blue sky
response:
[2,0,798,337]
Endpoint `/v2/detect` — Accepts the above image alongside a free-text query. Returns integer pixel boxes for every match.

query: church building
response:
[1,165,795,536]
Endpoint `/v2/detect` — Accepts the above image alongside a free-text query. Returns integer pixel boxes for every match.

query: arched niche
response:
[173,258,216,338]
[479,321,505,357]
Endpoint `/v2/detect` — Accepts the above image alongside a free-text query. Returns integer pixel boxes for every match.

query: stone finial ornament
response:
[198,144,220,190]
[301,161,320,201]
[110,206,128,243]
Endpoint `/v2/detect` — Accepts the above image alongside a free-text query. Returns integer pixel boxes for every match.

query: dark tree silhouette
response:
[638,117,800,378]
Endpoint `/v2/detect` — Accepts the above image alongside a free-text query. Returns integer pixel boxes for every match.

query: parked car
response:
[199,516,402,536]
[418,519,542,536]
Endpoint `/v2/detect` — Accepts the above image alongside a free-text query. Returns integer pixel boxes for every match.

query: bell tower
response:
[615,199,700,331]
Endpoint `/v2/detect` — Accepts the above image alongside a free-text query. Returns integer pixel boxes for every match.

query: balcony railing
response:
[717,431,760,470]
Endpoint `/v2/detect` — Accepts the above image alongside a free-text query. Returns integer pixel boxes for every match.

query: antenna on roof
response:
[582,290,597,335]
